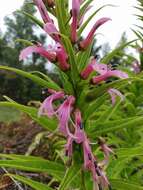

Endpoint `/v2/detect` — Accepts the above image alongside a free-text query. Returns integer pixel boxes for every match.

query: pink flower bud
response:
[79,17,111,49]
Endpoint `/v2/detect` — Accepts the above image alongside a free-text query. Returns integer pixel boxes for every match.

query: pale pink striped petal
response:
[108,88,124,105]
[44,23,61,43]
[19,45,56,62]
[56,96,75,136]
[38,91,64,117]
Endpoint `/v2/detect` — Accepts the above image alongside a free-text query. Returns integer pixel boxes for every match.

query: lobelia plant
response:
[1,0,143,190]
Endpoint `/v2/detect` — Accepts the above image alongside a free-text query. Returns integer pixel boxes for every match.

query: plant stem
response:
[81,169,86,190]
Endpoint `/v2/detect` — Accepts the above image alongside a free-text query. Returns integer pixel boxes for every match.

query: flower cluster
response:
[38,91,111,189]
[20,0,129,188]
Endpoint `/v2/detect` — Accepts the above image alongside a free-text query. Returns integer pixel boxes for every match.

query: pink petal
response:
[81,59,108,79]
[80,17,111,49]
[57,96,75,136]
[108,88,124,105]
[92,69,128,84]
[19,45,56,62]
[54,44,70,71]
[44,23,61,43]
[65,136,73,157]
[108,70,128,79]
[38,91,64,117]
[71,0,80,43]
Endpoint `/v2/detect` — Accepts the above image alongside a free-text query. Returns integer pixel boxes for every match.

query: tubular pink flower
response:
[65,136,73,157]
[19,45,56,62]
[38,91,64,117]
[108,88,125,105]
[83,137,99,182]
[79,17,111,49]
[54,44,70,71]
[33,0,52,23]
[74,109,85,144]
[44,23,61,43]
[92,70,128,84]
[71,0,80,43]
[56,96,75,136]
[80,59,108,79]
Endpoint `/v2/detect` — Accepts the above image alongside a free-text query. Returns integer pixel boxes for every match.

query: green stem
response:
[81,169,86,190]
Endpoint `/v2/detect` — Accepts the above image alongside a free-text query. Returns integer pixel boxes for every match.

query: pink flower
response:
[56,96,75,136]
[71,0,80,43]
[92,70,128,84]
[108,88,125,105]
[38,91,64,117]
[65,136,74,157]
[80,59,108,79]
[44,23,61,43]
[54,43,70,71]
[19,45,56,62]
[79,17,111,49]
[33,0,52,23]
[74,109,85,143]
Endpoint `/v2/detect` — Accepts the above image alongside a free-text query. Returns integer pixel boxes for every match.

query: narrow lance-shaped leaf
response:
[18,10,44,28]
[110,179,143,190]
[8,174,54,190]
[0,65,61,90]
[58,164,81,190]
[0,101,57,131]
[0,159,65,181]
[101,40,137,64]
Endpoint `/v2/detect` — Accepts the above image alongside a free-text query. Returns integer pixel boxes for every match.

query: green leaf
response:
[55,0,69,35]
[97,99,122,123]
[116,146,143,158]
[84,94,107,121]
[59,70,74,94]
[80,0,93,20]
[60,34,80,88]
[101,40,137,64]
[110,179,143,190]
[58,164,81,190]
[0,65,61,90]
[0,159,65,181]
[8,174,53,190]
[78,4,114,36]
[15,39,34,46]
[0,153,45,161]
[0,101,57,131]
[88,116,143,137]
[18,10,44,28]
[77,43,93,71]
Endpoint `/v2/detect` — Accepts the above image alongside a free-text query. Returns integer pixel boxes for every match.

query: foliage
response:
[0,0,143,190]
